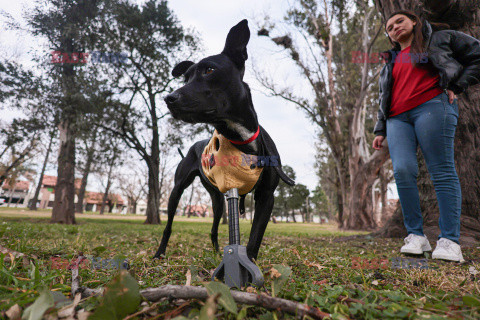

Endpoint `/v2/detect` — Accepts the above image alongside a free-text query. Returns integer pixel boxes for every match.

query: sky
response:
[0,0,398,198]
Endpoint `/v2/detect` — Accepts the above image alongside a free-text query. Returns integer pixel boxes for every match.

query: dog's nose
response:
[164,92,180,104]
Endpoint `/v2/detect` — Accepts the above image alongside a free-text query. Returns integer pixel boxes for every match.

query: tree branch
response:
[80,284,332,320]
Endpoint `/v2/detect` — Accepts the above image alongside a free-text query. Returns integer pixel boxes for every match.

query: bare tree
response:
[95,0,202,224]
[118,164,147,215]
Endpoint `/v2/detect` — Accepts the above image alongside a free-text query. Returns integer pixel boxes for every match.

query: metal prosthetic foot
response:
[212,188,264,288]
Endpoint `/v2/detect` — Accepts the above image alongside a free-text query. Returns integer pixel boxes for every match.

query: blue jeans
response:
[386,92,461,243]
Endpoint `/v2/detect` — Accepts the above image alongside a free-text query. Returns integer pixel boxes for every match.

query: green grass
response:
[0,212,479,319]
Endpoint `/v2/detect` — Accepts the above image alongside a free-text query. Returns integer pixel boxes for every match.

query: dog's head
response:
[164,19,251,124]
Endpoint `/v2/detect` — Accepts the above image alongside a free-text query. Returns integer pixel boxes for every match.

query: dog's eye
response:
[205,67,215,75]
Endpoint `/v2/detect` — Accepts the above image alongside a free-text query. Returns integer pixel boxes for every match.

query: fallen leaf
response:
[291,248,301,259]
[304,260,326,270]
[57,304,75,318]
[21,287,54,320]
[271,265,292,297]
[205,282,238,315]
[468,266,478,276]
[6,304,21,320]
[269,267,281,279]
[246,286,257,293]
[0,246,24,261]
[313,279,328,286]
[199,293,219,320]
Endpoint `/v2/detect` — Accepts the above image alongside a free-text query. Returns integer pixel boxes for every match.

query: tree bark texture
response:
[144,157,161,224]
[51,118,76,224]
[99,154,115,215]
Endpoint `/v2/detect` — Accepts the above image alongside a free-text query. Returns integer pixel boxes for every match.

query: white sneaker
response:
[432,238,465,262]
[400,234,432,254]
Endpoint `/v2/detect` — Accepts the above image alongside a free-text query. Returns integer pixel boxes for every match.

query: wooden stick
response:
[79,284,331,319]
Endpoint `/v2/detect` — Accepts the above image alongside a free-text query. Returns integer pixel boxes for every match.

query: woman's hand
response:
[372,135,385,150]
[446,89,457,104]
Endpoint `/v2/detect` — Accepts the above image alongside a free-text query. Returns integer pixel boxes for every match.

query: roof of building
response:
[1,180,30,191]
[42,175,82,189]
[84,191,124,206]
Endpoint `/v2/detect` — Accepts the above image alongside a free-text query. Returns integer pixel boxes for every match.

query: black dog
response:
[154,20,294,261]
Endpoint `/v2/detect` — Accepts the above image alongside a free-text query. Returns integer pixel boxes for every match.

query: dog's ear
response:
[222,19,250,70]
[172,61,195,78]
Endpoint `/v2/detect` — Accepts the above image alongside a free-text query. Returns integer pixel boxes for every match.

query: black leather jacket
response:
[374,20,480,137]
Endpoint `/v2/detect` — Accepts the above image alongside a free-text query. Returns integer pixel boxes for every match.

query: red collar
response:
[228,126,260,145]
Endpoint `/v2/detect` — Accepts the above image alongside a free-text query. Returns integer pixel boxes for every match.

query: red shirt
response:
[390,45,443,117]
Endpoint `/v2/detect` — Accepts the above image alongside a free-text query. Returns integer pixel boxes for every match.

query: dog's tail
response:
[177,148,185,159]
[274,166,295,186]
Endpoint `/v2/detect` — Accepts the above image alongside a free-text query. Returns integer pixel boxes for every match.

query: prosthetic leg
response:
[211,188,264,288]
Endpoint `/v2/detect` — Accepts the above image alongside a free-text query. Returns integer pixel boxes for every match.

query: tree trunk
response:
[75,138,96,213]
[51,31,77,225]
[144,162,161,224]
[100,153,116,215]
[305,198,310,223]
[335,173,344,227]
[51,119,76,224]
[374,0,480,245]
[345,140,390,229]
[132,200,137,214]
[29,130,54,211]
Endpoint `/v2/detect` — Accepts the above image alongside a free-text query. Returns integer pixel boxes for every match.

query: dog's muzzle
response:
[164,92,180,105]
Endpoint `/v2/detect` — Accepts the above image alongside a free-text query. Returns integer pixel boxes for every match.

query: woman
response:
[372,10,480,262]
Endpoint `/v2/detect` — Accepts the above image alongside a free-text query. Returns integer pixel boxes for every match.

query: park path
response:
[0,209,213,223]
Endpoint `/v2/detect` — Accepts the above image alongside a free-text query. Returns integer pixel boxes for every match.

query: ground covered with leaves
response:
[0,209,479,319]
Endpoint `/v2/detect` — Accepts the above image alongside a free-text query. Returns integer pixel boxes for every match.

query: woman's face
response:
[386,14,417,43]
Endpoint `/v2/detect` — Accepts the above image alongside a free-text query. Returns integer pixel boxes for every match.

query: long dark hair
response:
[385,10,449,70]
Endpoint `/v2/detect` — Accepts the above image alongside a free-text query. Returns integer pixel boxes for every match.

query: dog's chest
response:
[201,130,263,195]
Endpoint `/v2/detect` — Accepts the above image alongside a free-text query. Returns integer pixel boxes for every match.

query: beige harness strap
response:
[201,130,263,195]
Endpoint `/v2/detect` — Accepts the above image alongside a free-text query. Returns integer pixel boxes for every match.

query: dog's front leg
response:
[153,184,186,259]
[246,191,275,261]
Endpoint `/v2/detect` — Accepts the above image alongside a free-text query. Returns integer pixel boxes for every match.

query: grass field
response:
[0,208,479,319]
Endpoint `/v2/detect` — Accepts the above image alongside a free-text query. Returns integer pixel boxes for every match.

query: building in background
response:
[0,179,31,205]
[184,204,209,217]
[34,175,82,209]
[83,191,126,213]
[20,175,126,213]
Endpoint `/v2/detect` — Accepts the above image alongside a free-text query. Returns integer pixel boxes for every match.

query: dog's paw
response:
[152,253,166,260]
